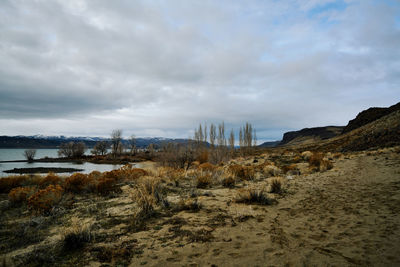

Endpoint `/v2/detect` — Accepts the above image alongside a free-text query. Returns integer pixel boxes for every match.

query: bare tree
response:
[253,128,257,147]
[24,149,36,162]
[91,141,108,156]
[217,122,226,147]
[111,129,123,156]
[203,124,207,143]
[209,123,216,148]
[239,127,243,148]
[129,135,137,155]
[229,129,235,151]
[59,142,86,158]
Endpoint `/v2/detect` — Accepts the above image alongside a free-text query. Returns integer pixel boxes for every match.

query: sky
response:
[0,0,399,142]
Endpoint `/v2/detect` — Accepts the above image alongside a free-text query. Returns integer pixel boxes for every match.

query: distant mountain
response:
[258,141,281,148]
[0,135,190,149]
[342,102,400,134]
[280,126,344,146]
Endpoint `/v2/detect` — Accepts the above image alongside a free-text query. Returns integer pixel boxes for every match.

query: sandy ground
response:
[127,151,400,266]
[1,150,399,266]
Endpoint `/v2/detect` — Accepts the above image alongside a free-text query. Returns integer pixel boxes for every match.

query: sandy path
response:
[129,151,400,266]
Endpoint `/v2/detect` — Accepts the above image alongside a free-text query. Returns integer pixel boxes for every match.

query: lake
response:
[0,149,124,177]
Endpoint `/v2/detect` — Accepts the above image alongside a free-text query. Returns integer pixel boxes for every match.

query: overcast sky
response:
[0,0,399,142]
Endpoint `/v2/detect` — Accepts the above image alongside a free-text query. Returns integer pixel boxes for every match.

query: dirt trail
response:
[129,152,400,266]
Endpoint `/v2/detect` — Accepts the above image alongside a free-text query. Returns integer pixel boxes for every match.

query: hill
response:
[342,102,400,133]
[279,126,344,146]
[301,110,400,152]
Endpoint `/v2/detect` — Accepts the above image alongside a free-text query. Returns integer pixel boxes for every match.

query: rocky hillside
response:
[303,110,400,152]
[280,126,344,146]
[342,102,400,133]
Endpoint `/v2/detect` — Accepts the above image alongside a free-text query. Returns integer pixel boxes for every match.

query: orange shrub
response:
[127,168,148,180]
[308,152,324,168]
[196,174,212,188]
[0,176,28,193]
[27,184,63,213]
[64,173,93,193]
[39,172,62,188]
[8,186,36,204]
[229,164,255,180]
[96,177,116,195]
[196,151,209,164]
[281,164,298,174]
[198,162,215,172]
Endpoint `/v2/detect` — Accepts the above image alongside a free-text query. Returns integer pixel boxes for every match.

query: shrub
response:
[269,178,283,194]
[0,176,28,193]
[64,173,93,193]
[96,177,116,195]
[8,186,36,204]
[198,162,215,172]
[131,184,156,217]
[175,197,202,212]
[229,164,255,180]
[308,152,324,168]
[196,151,209,164]
[235,187,271,205]
[39,172,62,188]
[27,185,63,213]
[221,175,235,188]
[196,174,212,188]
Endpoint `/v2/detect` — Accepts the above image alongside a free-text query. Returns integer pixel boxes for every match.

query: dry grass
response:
[235,187,272,205]
[269,177,283,194]
[62,217,93,251]
[221,175,235,188]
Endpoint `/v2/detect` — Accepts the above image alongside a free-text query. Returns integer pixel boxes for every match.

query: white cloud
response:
[0,0,399,141]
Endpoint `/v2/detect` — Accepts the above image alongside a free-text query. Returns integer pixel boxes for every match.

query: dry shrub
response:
[196,174,212,188]
[64,173,93,193]
[27,184,63,213]
[308,152,324,168]
[88,170,102,180]
[96,177,116,195]
[235,187,271,205]
[196,151,209,164]
[175,197,202,212]
[39,172,62,188]
[281,164,298,174]
[119,164,148,180]
[8,186,36,204]
[198,162,215,172]
[221,175,235,188]
[263,165,282,177]
[301,151,313,161]
[308,152,333,172]
[0,176,28,193]
[62,217,93,251]
[229,164,255,180]
[131,177,165,217]
[269,177,283,194]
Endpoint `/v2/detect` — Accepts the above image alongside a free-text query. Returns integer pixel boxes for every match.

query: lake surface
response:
[0,149,123,177]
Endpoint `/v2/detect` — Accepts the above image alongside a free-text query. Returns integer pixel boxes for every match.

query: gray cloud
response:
[0,0,399,141]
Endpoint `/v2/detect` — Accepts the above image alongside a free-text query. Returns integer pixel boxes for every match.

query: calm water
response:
[0,149,123,177]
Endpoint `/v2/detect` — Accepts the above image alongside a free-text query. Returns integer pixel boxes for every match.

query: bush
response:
[96,177,116,195]
[198,162,215,172]
[308,152,324,168]
[196,151,209,164]
[39,172,62,188]
[196,174,212,188]
[64,173,93,193]
[229,164,255,180]
[221,175,235,188]
[0,176,28,193]
[27,185,63,213]
[235,187,271,205]
[8,186,36,204]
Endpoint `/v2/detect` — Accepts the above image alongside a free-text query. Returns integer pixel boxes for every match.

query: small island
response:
[4,167,84,174]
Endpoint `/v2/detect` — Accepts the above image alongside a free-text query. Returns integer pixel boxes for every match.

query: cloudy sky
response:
[0,0,399,142]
